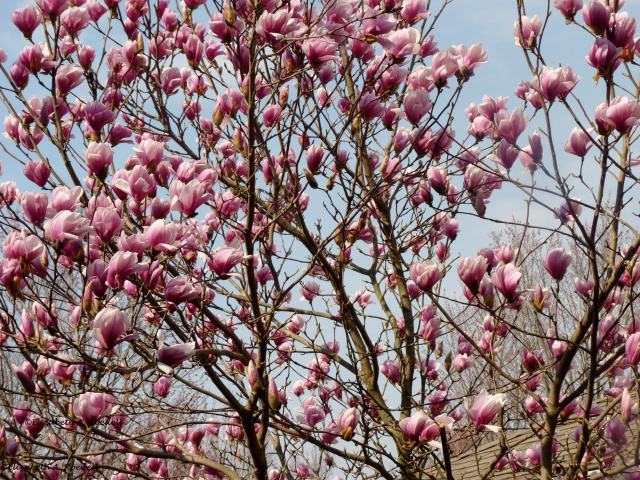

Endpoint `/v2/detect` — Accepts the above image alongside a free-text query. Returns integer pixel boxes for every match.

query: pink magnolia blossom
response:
[246,360,259,388]
[157,331,196,372]
[419,415,454,444]
[455,43,488,77]
[553,0,583,20]
[336,407,360,440]
[400,0,430,25]
[609,12,636,49]
[255,10,298,45]
[431,49,458,88]
[286,315,305,334]
[24,413,46,437]
[208,247,251,278]
[85,142,114,179]
[13,401,31,425]
[493,107,528,144]
[605,417,629,449]
[521,348,545,372]
[543,248,572,281]
[491,263,522,302]
[583,0,610,35]
[12,363,36,393]
[586,38,622,79]
[35,0,69,18]
[383,28,420,59]
[50,355,77,384]
[73,392,117,427]
[91,207,125,242]
[154,376,172,397]
[627,332,640,365]
[596,96,640,134]
[464,389,506,432]
[117,165,156,201]
[169,179,211,216]
[45,211,92,244]
[399,410,429,442]
[306,145,325,173]
[514,15,541,48]
[556,198,583,223]
[184,34,203,66]
[165,276,199,305]
[91,308,138,354]
[301,39,338,69]
[299,281,321,302]
[410,261,442,291]
[359,91,385,121]
[529,284,550,311]
[564,127,593,157]
[21,192,48,224]
[380,359,401,384]
[403,89,432,124]
[263,104,286,128]
[86,0,107,21]
[453,354,474,372]
[296,396,325,427]
[353,289,375,308]
[12,5,42,39]
[535,66,579,103]
[457,256,488,294]
[84,101,116,132]
[11,61,30,89]
[106,251,147,290]
[60,7,89,37]
[55,65,85,95]
[525,395,546,415]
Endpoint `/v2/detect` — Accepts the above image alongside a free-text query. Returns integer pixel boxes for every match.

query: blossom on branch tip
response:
[410,262,442,291]
[91,308,138,354]
[157,331,195,373]
[596,96,640,134]
[554,0,583,21]
[73,392,118,427]
[464,389,506,432]
[493,107,528,144]
[491,263,522,302]
[514,15,541,49]
[543,247,572,281]
[564,127,593,157]
[457,256,488,294]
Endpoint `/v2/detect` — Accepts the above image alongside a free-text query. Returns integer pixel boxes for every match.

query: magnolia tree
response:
[1,0,640,479]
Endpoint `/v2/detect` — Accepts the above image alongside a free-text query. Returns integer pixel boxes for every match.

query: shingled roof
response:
[426,402,639,480]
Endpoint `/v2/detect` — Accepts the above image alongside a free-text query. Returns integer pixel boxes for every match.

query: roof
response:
[427,402,638,480]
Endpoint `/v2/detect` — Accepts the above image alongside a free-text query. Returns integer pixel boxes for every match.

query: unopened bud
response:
[327,172,336,190]
[7,276,22,297]
[213,108,224,127]
[136,33,144,53]
[75,247,85,265]
[304,169,318,189]
[379,156,389,176]
[279,87,289,108]
[363,33,378,44]
[484,293,494,310]
[224,6,236,25]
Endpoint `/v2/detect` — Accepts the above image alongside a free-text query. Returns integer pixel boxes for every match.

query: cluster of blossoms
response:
[0,0,639,480]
